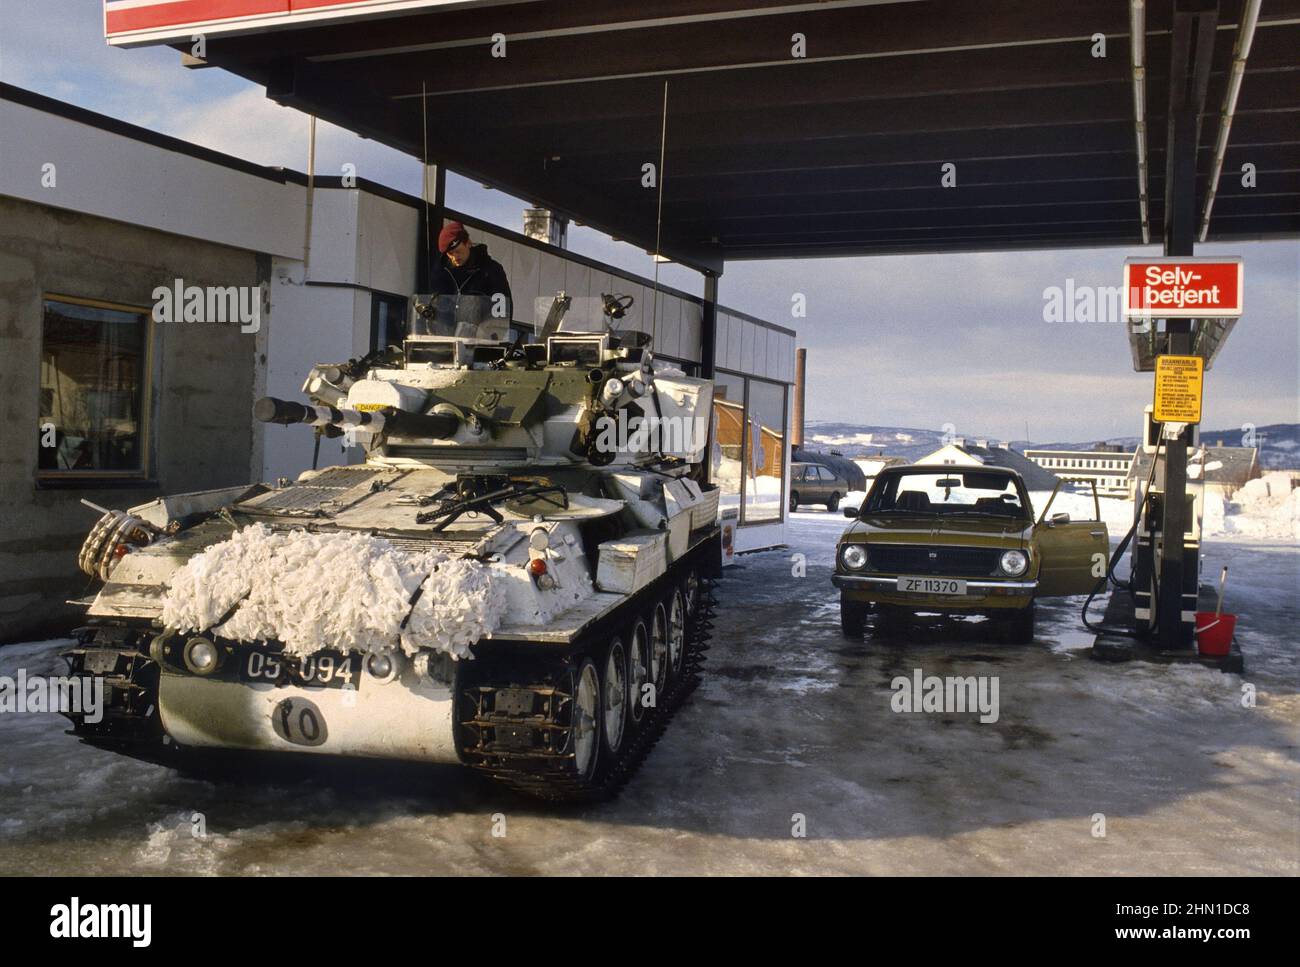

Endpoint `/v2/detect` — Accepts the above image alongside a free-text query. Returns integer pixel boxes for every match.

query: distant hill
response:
[802,421,1300,470]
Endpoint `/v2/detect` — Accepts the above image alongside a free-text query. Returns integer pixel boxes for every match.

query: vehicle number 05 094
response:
[242,650,358,689]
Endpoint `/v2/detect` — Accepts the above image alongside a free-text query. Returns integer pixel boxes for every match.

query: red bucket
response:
[1195,612,1237,656]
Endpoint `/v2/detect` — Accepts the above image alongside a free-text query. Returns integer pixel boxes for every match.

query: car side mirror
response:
[1050,512,1071,524]
[842,505,859,518]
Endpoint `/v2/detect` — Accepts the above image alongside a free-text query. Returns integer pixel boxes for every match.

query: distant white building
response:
[853,456,907,485]
[918,439,1063,491]
[1024,446,1133,496]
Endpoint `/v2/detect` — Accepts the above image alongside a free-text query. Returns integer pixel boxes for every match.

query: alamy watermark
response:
[1042,280,1154,328]
[0,669,103,723]
[890,668,1000,724]
[152,279,262,333]
[50,898,151,947]
[591,410,708,455]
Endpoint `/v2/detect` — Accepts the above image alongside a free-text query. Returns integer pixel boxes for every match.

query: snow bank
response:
[1205,472,1300,542]
[1026,472,1299,543]
[811,431,876,447]
[161,524,505,659]
[1030,491,1136,536]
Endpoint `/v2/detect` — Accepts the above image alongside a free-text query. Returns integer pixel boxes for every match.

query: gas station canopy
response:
[108,0,1300,272]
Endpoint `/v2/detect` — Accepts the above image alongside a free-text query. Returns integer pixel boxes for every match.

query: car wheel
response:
[840,595,867,638]
[789,491,799,513]
[826,492,840,512]
[1000,602,1036,644]
[876,604,909,637]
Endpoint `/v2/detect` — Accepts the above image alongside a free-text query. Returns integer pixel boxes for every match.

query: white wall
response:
[714,310,794,384]
[259,186,420,482]
[0,98,306,260]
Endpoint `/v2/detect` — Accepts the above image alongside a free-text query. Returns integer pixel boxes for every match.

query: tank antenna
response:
[421,80,432,290]
[649,80,668,339]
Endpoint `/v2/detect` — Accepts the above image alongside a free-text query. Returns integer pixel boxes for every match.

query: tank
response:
[62,293,721,801]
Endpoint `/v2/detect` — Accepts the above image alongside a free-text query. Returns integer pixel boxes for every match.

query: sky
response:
[2,0,1296,442]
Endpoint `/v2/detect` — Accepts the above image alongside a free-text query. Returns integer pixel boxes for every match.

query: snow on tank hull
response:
[63,294,724,801]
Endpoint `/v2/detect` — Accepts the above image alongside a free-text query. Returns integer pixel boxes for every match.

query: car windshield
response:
[863,470,1027,518]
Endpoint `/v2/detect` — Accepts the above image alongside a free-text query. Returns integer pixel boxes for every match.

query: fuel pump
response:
[1130,407,1203,644]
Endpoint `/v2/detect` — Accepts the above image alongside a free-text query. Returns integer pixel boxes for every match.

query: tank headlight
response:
[1000,550,1029,576]
[149,633,169,665]
[182,637,222,676]
[841,544,868,570]
[601,377,625,406]
[365,651,402,685]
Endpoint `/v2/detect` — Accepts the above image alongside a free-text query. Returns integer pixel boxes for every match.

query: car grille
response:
[866,544,1003,577]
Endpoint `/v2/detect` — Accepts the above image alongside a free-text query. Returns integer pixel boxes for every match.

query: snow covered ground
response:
[0,517,1294,876]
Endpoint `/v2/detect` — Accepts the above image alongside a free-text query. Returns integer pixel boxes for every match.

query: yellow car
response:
[831,465,1109,643]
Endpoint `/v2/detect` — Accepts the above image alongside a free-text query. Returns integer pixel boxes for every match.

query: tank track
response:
[457,555,719,803]
[60,625,170,756]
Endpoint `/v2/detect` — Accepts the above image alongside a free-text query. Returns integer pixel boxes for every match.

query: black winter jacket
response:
[430,243,513,316]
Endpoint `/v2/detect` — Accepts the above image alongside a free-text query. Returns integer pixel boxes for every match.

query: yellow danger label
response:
[352,403,386,412]
[1153,354,1204,424]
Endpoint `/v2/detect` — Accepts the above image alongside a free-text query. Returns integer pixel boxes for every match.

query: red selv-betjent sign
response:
[1122,257,1243,318]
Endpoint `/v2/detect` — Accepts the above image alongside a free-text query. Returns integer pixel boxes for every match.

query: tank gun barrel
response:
[253,396,459,439]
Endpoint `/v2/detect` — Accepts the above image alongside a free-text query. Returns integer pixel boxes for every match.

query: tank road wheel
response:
[840,594,867,639]
[603,638,628,755]
[683,569,701,619]
[627,620,651,727]
[569,658,601,783]
[649,603,669,697]
[999,602,1036,645]
[667,589,687,679]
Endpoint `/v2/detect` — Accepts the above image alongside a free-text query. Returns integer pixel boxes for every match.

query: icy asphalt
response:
[0,512,1295,876]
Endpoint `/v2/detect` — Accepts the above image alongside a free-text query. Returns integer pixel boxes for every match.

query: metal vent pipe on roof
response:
[1200,0,1262,242]
[792,348,807,449]
[1130,0,1150,245]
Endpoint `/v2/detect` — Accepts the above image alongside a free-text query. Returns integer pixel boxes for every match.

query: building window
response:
[38,296,150,478]
[370,291,409,352]
[712,373,747,521]
[712,371,788,526]
[742,378,787,524]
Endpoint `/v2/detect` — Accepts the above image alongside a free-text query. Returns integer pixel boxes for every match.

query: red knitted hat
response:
[438,221,469,254]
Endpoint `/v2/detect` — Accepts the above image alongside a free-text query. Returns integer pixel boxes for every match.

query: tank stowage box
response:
[65,294,721,801]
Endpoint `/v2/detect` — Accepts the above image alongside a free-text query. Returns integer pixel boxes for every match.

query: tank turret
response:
[262,294,712,473]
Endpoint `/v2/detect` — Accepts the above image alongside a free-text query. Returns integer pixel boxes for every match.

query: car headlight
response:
[841,544,868,570]
[365,651,403,685]
[1000,549,1029,577]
